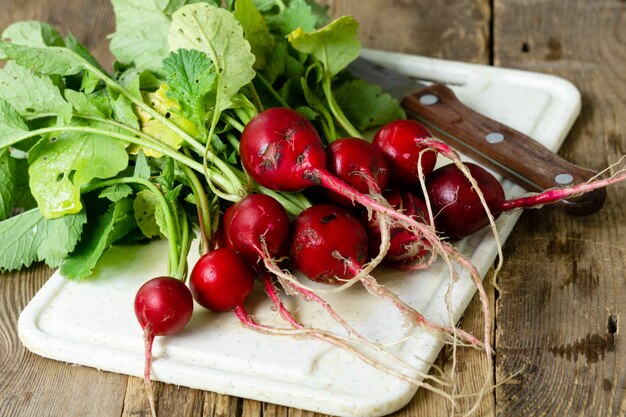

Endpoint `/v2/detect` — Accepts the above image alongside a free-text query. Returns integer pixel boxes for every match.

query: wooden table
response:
[1,1,624,416]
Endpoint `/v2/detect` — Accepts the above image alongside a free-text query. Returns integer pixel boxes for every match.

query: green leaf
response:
[0,208,86,271]
[65,89,107,117]
[110,93,140,129]
[288,15,360,77]
[28,131,129,218]
[272,0,317,36]
[234,0,274,69]
[60,198,137,280]
[134,189,166,239]
[98,183,134,202]
[333,79,405,131]
[0,42,86,76]
[168,3,256,112]
[0,98,29,148]
[1,21,65,48]
[133,151,151,180]
[0,62,72,120]
[109,0,172,74]
[162,48,215,130]
[0,149,17,219]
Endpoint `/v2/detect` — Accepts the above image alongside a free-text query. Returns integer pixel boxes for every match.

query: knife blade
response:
[348,56,606,216]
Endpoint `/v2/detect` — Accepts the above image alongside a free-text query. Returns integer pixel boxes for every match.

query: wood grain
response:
[493,0,626,416]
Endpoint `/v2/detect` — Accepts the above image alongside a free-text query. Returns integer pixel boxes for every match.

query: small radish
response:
[372,119,438,189]
[134,276,194,417]
[289,204,485,349]
[364,190,434,268]
[223,194,291,262]
[290,204,369,284]
[426,162,624,239]
[325,137,389,207]
[190,248,255,312]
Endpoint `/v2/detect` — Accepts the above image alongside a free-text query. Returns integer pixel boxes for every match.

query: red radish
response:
[190,248,255,312]
[134,276,194,417]
[223,194,291,262]
[290,204,369,284]
[426,162,623,239]
[325,138,389,207]
[290,204,486,349]
[364,190,434,268]
[372,119,438,189]
[239,108,327,192]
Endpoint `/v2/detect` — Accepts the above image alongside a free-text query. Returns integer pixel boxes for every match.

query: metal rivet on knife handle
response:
[485,132,504,144]
[419,94,438,105]
[555,173,574,185]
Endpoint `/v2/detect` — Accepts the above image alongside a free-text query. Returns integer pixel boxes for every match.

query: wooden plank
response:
[493,0,626,416]
[0,267,127,417]
[0,0,115,70]
[0,0,498,416]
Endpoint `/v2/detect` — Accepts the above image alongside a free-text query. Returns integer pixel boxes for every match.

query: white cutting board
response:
[18,49,581,417]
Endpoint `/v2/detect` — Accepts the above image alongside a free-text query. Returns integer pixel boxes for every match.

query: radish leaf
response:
[0,208,86,271]
[28,130,129,218]
[168,3,256,113]
[60,197,137,280]
[288,15,360,77]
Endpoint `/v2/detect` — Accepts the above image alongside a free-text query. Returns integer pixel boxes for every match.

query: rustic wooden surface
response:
[0,0,624,416]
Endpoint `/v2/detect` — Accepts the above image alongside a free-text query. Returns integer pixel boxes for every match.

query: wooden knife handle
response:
[402,83,606,216]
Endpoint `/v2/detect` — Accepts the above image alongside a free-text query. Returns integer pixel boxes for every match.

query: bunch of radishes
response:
[134,107,623,416]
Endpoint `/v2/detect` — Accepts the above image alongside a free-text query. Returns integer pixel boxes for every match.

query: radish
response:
[325,137,389,207]
[190,248,255,312]
[372,119,438,189]
[134,276,194,417]
[364,190,435,269]
[289,204,485,349]
[426,162,626,239]
[222,194,291,262]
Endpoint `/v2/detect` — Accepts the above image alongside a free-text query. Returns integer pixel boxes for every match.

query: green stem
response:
[248,82,264,112]
[83,177,180,277]
[179,161,212,253]
[221,113,246,133]
[256,72,290,108]
[225,132,240,153]
[322,74,362,139]
[176,211,190,281]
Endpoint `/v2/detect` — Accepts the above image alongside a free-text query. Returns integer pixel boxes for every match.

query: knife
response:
[348,56,607,216]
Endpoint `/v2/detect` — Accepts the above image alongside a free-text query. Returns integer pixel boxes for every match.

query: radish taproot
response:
[134,276,194,417]
[426,162,626,239]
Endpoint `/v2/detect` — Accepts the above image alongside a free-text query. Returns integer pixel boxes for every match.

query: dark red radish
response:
[372,119,438,189]
[239,107,327,192]
[223,194,291,262]
[325,138,389,207]
[290,204,369,284]
[134,276,194,417]
[426,161,624,240]
[365,190,434,267]
[190,248,255,312]
[426,162,505,239]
